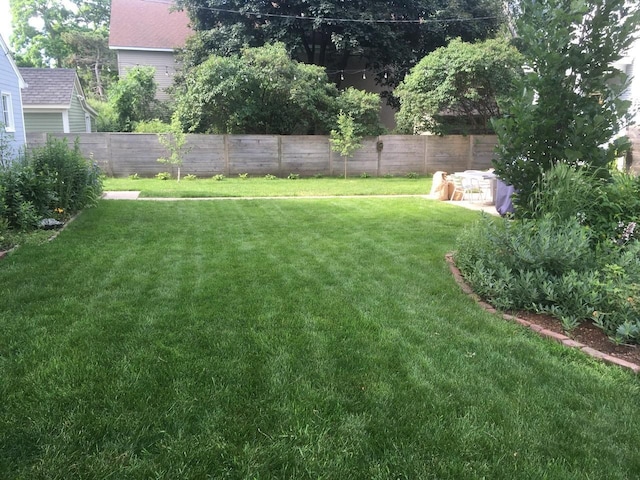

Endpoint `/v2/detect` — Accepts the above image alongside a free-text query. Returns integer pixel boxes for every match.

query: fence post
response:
[468,135,474,170]
[329,139,334,176]
[223,134,230,176]
[278,135,283,177]
[423,136,429,174]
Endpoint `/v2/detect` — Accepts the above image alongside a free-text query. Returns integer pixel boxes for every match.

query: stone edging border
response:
[445,252,640,374]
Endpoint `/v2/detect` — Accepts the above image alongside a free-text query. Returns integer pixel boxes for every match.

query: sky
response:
[0,0,12,44]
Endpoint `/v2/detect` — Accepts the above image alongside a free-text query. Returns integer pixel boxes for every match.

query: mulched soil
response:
[511,310,640,366]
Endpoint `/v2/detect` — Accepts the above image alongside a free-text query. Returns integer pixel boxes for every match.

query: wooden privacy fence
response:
[26,133,498,178]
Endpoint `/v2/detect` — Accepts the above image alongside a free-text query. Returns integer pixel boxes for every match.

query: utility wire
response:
[189,5,499,25]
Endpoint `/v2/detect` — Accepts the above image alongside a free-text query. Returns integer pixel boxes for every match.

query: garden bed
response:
[513,310,640,366]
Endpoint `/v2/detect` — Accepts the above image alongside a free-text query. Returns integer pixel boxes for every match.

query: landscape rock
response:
[39,218,65,230]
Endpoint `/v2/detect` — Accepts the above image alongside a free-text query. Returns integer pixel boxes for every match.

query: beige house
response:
[108,0,192,101]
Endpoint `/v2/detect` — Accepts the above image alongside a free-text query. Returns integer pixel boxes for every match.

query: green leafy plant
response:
[213,174,225,181]
[128,173,140,180]
[330,110,362,179]
[360,172,370,179]
[396,37,523,135]
[264,174,278,180]
[238,173,249,180]
[183,174,197,181]
[157,115,192,182]
[156,172,171,180]
[287,173,300,180]
[406,172,418,179]
[492,0,640,213]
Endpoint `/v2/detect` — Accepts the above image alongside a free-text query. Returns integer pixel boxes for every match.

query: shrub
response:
[156,172,172,180]
[134,119,172,133]
[287,173,300,180]
[0,137,103,236]
[455,211,640,343]
[213,174,225,181]
[183,174,197,181]
[29,138,103,215]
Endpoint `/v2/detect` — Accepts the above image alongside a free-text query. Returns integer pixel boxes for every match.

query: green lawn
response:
[103,176,433,198]
[1,198,639,479]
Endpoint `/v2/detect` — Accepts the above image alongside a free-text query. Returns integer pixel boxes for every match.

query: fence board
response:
[227,135,279,175]
[26,133,498,177]
[280,136,329,176]
[379,135,425,175]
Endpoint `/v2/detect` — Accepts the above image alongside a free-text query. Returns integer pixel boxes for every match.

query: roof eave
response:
[110,45,178,52]
[0,34,27,89]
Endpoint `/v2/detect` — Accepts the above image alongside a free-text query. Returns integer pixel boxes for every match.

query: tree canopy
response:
[492,0,640,213]
[9,0,116,99]
[173,43,384,135]
[175,0,504,89]
[395,37,523,134]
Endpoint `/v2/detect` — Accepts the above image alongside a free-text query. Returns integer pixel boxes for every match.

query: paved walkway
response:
[101,191,499,215]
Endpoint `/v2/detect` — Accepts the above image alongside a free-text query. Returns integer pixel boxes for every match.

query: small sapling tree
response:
[157,115,192,182]
[330,110,362,179]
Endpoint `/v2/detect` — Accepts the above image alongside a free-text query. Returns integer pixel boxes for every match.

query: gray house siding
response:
[0,45,26,157]
[69,93,88,132]
[23,112,64,133]
[116,50,180,101]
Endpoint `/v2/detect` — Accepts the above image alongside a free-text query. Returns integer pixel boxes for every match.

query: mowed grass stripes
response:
[1,199,639,479]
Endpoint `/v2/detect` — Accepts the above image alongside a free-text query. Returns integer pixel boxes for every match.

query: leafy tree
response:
[108,67,159,132]
[174,43,338,134]
[330,111,363,179]
[395,37,523,134]
[492,0,640,214]
[176,0,504,90]
[9,0,116,99]
[175,43,385,135]
[334,87,386,137]
[10,0,73,67]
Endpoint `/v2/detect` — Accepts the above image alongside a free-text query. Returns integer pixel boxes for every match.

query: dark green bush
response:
[29,137,103,215]
[0,137,103,235]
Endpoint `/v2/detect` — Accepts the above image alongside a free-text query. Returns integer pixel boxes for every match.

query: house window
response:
[1,92,15,132]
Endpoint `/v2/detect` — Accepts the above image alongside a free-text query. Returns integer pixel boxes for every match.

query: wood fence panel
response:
[27,132,113,175]
[379,135,425,175]
[470,135,498,170]
[26,133,499,177]
[227,135,279,175]
[426,136,470,173]
[182,135,225,177]
[343,138,378,177]
[108,133,166,177]
[280,136,329,176]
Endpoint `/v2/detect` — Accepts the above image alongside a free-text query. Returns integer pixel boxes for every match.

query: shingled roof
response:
[18,68,78,106]
[109,0,192,51]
